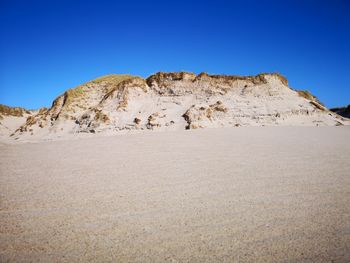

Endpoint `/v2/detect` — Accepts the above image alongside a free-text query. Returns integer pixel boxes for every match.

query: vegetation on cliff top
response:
[89,74,135,86]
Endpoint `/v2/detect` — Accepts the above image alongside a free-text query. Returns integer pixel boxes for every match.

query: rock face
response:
[1,72,349,142]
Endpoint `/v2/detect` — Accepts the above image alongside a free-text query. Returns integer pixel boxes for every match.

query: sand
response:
[1,126,350,262]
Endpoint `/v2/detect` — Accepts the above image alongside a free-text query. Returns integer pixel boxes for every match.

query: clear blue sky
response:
[0,0,349,109]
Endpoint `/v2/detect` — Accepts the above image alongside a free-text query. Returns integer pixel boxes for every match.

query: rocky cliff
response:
[2,72,349,142]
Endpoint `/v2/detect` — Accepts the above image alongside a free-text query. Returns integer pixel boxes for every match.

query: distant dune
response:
[330,105,350,118]
[0,72,349,143]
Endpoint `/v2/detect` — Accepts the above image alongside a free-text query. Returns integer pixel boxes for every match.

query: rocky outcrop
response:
[1,72,348,142]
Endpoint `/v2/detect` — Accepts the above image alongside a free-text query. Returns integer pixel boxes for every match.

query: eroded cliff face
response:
[3,72,349,142]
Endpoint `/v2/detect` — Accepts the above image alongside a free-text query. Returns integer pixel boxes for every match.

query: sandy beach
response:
[1,126,350,262]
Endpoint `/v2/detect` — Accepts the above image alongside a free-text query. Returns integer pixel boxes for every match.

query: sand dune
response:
[1,126,350,262]
[2,72,348,143]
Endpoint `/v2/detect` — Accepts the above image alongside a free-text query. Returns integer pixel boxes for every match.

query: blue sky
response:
[0,0,349,109]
